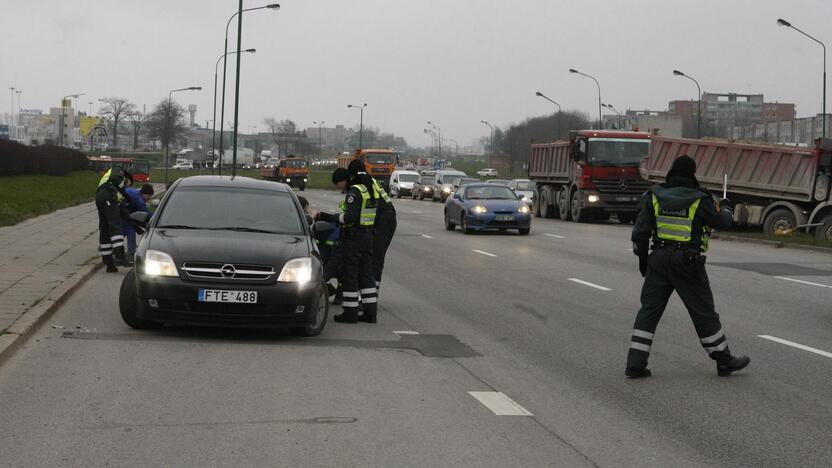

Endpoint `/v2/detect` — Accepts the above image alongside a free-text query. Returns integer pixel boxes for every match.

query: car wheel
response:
[397,190,402,199]
[462,213,472,234]
[519,228,530,235]
[444,210,455,230]
[119,270,163,330]
[291,285,329,337]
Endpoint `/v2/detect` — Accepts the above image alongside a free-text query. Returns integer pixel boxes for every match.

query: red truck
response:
[530,130,653,222]
[642,136,832,240]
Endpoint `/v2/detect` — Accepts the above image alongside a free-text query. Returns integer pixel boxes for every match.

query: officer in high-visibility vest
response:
[95,169,134,272]
[628,155,750,378]
[316,164,378,323]
[346,160,397,290]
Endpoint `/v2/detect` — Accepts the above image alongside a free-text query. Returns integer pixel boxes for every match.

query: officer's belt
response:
[652,239,699,252]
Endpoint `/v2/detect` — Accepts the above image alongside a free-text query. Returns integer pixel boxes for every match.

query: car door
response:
[449,187,463,222]
[390,173,398,195]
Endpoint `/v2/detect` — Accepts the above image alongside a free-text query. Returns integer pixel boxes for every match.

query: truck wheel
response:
[532,189,541,217]
[763,208,797,236]
[299,182,306,191]
[119,270,163,330]
[571,188,590,222]
[558,187,572,220]
[618,213,635,224]
[815,214,832,241]
[539,191,551,218]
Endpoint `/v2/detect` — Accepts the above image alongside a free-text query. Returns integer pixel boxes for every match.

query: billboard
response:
[80,116,101,137]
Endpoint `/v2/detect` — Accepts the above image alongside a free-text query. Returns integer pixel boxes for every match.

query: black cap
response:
[140,184,155,195]
[667,155,697,179]
[347,159,366,178]
[331,168,349,184]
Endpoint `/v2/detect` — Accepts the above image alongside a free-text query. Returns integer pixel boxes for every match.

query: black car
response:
[119,176,328,336]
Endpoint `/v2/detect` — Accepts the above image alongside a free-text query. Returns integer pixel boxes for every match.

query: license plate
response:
[615,196,633,202]
[495,215,515,221]
[198,289,257,303]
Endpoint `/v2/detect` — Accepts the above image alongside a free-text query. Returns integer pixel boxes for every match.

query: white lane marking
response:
[775,276,832,289]
[413,210,423,214]
[758,335,832,359]
[568,278,612,291]
[311,204,317,207]
[468,391,533,416]
[420,234,433,239]
[394,330,420,335]
[544,233,565,239]
[473,249,497,257]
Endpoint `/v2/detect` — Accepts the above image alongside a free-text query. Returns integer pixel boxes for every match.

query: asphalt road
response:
[1,188,831,467]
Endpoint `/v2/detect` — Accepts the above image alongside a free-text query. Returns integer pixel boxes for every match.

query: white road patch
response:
[758,335,832,359]
[420,234,433,239]
[468,391,533,416]
[473,249,497,257]
[412,211,423,214]
[543,233,565,239]
[568,278,612,291]
[775,276,832,289]
[394,330,420,335]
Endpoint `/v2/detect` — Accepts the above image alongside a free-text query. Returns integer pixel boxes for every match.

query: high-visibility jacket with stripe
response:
[652,194,711,252]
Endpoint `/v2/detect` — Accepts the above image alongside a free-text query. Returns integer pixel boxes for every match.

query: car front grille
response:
[181,262,275,281]
[591,179,650,195]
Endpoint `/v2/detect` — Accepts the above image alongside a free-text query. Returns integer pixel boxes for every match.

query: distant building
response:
[762,102,796,123]
[668,93,795,138]
[302,124,355,153]
[603,109,682,138]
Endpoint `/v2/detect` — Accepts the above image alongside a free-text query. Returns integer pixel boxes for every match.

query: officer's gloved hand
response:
[717,198,733,212]
[634,241,649,277]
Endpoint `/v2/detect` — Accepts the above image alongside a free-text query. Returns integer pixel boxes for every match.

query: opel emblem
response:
[617,179,628,191]
[220,264,237,278]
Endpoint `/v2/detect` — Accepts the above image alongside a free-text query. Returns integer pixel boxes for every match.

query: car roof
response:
[463,183,509,189]
[393,170,419,175]
[510,179,531,183]
[436,169,466,174]
[175,176,290,192]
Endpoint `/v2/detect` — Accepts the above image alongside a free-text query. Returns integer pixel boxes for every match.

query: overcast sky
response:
[1,0,829,148]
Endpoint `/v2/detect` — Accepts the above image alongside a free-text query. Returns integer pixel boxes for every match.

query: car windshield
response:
[465,186,517,200]
[486,179,509,185]
[419,174,433,183]
[514,181,532,190]
[458,178,478,186]
[157,187,303,235]
[281,159,307,168]
[439,173,465,183]
[398,174,418,182]
[587,138,650,166]
[366,153,393,164]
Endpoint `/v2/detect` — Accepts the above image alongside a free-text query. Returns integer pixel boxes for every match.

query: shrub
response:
[0,140,89,176]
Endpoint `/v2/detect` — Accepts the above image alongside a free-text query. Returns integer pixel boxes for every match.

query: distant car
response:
[412,170,436,200]
[452,176,480,193]
[508,179,534,206]
[444,183,531,235]
[389,170,420,198]
[118,176,328,335]
[431,169,467,202]
[485,179,510,186]
[476,168,499,177]
[173,162,194,170]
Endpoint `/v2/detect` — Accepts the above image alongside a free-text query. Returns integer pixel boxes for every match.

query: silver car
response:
[509,179,534,206]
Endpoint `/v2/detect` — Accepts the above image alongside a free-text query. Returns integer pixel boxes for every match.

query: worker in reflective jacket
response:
[627,155,750,378]
[317,164,378,323]
[95,169,134,272]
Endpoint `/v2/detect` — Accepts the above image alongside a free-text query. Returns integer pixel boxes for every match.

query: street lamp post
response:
[602,103,622,129]
[535,91,562,138]
[313,121,325,158]
[778,18,827,139]
[480,120,494,168]
[426,121,442,158]
[15,90,22,141]
[218,3,279,175]
[348,104,367,148]
[673,69,702,138]
[569,68,602,129]
[213,48,255,175]
[165,87,201,187]
[59,93,84,146]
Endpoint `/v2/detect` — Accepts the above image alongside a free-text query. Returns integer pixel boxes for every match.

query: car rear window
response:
[158,187,303,234]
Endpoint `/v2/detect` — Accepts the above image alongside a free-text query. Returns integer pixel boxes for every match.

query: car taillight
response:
[575,163,595,189]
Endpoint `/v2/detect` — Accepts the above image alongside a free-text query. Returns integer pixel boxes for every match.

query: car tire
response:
[462,213,472,234]
[119,270,163,330]
[518,228,530,235]
[763,208,797,236]
[444,210,455,230]
[290,285,328,337]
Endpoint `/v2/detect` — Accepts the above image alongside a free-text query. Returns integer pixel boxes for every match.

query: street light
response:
[165,86,201,187]
[672,69,703,138]
[348,103,367,148]
[59,93,84,146]
[426,121,442,158]
[423,128,437,157]
[313,120,325,158]
[213,48,255,175]
[535,91,562,138]
[15,90,22,141]
[602,103,622,129]
[777,18,827,139]
[218,3,279,175]
[481,120,494,168]
[569,68,602,129]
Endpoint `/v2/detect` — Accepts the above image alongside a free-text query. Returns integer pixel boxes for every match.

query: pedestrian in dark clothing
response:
[122,184,154,256]
[96,170,134,272]
[627,155,750,378]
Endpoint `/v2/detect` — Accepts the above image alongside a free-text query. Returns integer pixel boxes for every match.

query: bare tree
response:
[100,97,137,147]
[263,118,299,155]
[146,99,187,150]
[128,107,148,151]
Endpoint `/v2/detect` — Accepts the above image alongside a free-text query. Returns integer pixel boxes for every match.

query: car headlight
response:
[423,186,431,191]
[588,194,600,203]
[443,186,451,193]
[277,257,312,284]
[518,205,530,214]
[144,250,179,277]
[303,178,308,182]
[286,178,291,182]
[472,205,488,214]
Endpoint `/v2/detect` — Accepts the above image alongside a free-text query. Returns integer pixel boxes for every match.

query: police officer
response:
[346,160,397,289]
[317,165,378,323]
[96,169,134,272]
[627,155,750,378]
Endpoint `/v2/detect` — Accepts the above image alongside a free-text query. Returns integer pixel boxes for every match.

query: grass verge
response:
[714,231,832,249]
[0,171,100,227]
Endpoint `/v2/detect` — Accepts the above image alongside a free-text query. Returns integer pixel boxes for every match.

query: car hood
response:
[147,228,310,268]
[399,181,414,188]
[464,199,522,211]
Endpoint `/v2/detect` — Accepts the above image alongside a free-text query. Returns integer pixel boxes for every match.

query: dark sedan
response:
[444,183,531,235]
[119,176,328,336]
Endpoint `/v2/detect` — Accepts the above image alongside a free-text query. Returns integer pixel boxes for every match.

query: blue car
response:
[444,183,531,235]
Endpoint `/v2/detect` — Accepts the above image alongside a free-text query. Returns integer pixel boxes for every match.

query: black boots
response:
[625,367,652,378]
[114,247,133,267]
[333,309,359,323]
[716,355,751,377]
[358,312,377,323]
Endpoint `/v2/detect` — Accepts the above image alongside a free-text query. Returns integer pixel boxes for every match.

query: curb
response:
[0,261,101,368]
[712,234,832,254]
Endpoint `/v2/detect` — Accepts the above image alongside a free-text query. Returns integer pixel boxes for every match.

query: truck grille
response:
[591,179,650,196]
[181,262,275,281]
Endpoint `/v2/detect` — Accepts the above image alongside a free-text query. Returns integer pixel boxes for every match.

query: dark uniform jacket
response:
[319,184,372,228]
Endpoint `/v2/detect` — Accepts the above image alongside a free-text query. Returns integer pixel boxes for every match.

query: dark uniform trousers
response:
[627,248,731,370]
[340,229,378,316]
[372,208,397,288]
[95,189,125,267]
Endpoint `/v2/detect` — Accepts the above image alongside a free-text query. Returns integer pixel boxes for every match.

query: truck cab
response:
[356,149,397,190]
[261,155,309,190]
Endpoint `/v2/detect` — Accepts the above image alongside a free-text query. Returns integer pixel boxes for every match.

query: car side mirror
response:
[130,211,149,225]
[453,193,462,200]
